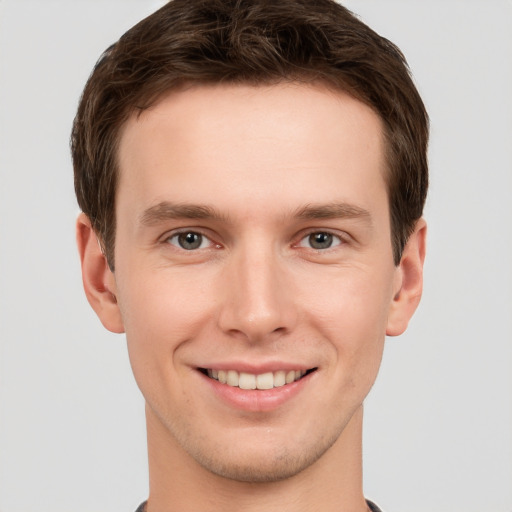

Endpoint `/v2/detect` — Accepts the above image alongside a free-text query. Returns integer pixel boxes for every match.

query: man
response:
[72,0,428,510]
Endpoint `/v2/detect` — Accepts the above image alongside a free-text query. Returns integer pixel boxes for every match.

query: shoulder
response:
[367,499,384,512]
[134,502,146,512]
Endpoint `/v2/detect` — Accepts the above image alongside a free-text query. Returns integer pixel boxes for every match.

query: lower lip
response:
[198,370,314,412]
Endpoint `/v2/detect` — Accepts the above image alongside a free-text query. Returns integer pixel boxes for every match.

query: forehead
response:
[116,82,387,220]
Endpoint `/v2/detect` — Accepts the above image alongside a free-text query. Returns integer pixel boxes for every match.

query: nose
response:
[217,242,297,343]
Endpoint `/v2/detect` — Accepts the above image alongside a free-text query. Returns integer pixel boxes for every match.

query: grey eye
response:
[308,232,334,249]
[169,231,206,250]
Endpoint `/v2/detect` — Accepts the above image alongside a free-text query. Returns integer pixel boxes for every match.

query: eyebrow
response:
[139,201,228,226]
[139,200,372,226]
[294,202,372,223]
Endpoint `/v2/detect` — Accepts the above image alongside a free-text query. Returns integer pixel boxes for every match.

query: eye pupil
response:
[178,232,202,250]
[309,232,333,249]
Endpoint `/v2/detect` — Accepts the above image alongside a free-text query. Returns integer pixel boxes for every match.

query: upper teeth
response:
[207,369,307,390]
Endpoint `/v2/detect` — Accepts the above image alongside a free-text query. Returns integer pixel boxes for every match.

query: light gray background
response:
[0,1,511,511]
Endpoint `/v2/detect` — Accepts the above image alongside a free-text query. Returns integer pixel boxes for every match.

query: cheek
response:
[116,268,217,384]
[298,266,393,379]
[300,264,394,333]
[119,260,216,331]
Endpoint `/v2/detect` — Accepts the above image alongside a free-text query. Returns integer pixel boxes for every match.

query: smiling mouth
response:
[199,368,317,390]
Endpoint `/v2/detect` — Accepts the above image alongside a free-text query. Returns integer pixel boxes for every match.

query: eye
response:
[167,231,211,250]
[298,231,342,250]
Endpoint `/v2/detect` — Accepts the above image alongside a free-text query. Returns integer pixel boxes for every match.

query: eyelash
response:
[163,229,346,252]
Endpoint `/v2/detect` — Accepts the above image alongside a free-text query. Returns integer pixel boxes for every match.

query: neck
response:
[145,405,368,512]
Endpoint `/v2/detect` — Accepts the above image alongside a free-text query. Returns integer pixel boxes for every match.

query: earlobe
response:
[386,218,427,337]
[76,213,125,334]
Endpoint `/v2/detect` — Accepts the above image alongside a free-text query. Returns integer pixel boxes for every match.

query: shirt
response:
[135,498,383,511]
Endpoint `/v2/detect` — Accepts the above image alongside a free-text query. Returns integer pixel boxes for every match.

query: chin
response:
[186,430,341,484]
[197,453,313,483]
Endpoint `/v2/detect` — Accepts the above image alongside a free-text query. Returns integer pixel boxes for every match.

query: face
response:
[107,83,407,482]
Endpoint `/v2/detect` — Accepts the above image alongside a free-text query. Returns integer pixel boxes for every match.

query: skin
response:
[77,82,426,512]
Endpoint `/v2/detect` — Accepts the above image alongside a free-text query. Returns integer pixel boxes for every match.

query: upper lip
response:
[195,361,317,374]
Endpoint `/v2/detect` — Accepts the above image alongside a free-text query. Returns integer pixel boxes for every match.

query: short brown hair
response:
[71,0,428,268]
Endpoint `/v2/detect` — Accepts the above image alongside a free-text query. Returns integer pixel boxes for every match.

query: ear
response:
[76,213,125,333]
[386,218,427,336]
